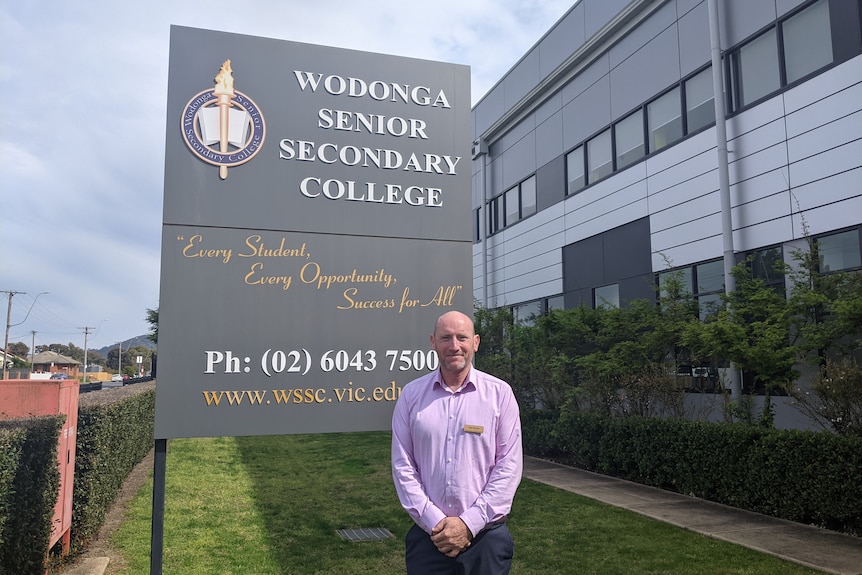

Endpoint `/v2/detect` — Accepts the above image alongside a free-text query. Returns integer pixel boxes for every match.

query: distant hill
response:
[95,335,155,357]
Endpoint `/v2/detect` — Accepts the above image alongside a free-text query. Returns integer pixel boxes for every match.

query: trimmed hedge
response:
[0,426,26,548]
[525,410,862,535]
[0,382,155,575]
[68,382,155,553]
[0,416,64,575]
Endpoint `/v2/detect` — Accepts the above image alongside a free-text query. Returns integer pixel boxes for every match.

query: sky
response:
[0,0,575,355]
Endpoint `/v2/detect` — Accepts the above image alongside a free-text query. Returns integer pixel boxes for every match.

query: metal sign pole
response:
[149,438,167,575]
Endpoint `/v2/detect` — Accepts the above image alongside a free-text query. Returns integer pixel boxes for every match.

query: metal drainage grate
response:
[336,527,395,542]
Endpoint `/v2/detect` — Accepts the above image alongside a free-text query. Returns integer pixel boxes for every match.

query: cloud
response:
[0,0,573,349]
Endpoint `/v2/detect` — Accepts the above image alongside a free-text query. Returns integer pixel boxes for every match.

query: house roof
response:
[1,350,23,361]
[32,350,81,365]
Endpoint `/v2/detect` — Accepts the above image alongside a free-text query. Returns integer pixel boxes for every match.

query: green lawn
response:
[110,433,826,574]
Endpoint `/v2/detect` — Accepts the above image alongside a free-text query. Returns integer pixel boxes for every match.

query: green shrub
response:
[526,411,862,535]
[0,416,64,575]
[67,382,155,553]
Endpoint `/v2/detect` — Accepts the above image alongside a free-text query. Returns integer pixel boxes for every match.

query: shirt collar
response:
[432,367,477,394]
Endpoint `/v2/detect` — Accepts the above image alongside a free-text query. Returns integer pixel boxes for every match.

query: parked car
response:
[49,373,70,380]
[111,374,123,383]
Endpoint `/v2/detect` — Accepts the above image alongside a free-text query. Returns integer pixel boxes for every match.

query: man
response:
[392,310,523,574]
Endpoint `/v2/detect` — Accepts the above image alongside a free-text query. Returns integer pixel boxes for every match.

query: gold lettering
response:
[244,262,293,290]
[181,234,232,263]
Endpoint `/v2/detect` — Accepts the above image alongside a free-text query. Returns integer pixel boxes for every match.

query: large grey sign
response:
[156,26,472,439]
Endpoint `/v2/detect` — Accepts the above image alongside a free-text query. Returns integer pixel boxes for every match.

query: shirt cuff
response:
[421,507,447,534]
[459,508,485,538]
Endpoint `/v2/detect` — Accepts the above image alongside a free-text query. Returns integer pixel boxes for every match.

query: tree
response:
[7,342,29,359]
[145,308,158,344]
[685,259,798,426]
[786,238,862,364]
[105,345,130,371]
[783,236,862,435]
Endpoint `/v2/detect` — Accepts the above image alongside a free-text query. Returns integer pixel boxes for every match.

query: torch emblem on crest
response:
[180,60,266,179]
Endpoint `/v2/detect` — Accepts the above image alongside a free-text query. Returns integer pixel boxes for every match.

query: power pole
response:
[31,330,37,374]
[2,290,25,380]
[78,326,95,382]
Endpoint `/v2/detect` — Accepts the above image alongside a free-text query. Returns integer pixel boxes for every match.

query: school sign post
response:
[153,25,471,572]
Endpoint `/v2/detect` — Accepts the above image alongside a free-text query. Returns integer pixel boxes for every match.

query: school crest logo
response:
[180,60,266,179]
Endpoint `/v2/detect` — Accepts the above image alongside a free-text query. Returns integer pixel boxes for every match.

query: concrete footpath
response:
[523,456,862,575]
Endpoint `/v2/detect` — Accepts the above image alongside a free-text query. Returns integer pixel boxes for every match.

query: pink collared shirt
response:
[391,367,523,537]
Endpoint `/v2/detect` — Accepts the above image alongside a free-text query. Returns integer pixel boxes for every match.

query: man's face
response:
[431,313,480,375]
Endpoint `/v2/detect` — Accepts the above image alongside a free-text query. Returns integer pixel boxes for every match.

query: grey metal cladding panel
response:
[719,0,777,48]
[585,0,636,40]
[536,110,565,170]
[502,132,537,190]
[536,155,566,212]
[566,288,593,308]
[562,53,610,105]
[536,90,564,125]
[564,234,606,289]
[776,0,809,18]
[677,0,705,18]
[496,113,536,156]
[474,85,507,139]
[563,74,612,148]
[602,217,652,281]
[677,1,711,76]
[489,156,504,199]
[504,48,543,109]
[472,170,483,206]
[540,2,588,78]
[610,25,681,118]
[609,1,678,70]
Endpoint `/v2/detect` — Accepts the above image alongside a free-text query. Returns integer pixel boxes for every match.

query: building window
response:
[817,229,862,273]
[695,260,725,320]
[783,0,833,84]
[566,145,586,195]
[588,129,613,183]
[505,185,520,226]
[614,109,645,169]
[648,87,682,152]
[594,284,619,309]
[521,176,537,219]
[488,195,503,235]
[513,300,543,326]
[658,267,693,298]
[473,207,481,243]
[547,295,565,311]
[486,176,537,236]
[731,28,780,109]
[684,66,715,134]
[659,261,726,320]
[750,246,785,296]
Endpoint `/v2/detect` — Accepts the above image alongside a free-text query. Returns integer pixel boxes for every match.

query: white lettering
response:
[299,178,443,207]
[317,109,428,139]
[279,139,458,174]
[292,71,451,108]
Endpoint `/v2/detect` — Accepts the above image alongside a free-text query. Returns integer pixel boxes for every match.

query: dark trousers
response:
[405,523,514,575]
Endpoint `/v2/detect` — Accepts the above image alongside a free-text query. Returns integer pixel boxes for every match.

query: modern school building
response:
[470,0,862,425]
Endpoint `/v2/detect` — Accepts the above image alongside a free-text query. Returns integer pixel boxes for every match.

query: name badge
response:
[463,424,484,434]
